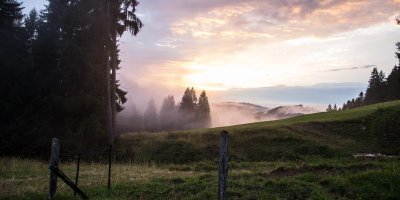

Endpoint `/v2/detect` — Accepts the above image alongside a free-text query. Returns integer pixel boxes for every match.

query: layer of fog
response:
[211,102,319,128]
[118,77,372,131]
[116,79,327,131]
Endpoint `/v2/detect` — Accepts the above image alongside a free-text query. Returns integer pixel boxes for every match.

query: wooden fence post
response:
[108,145,112,189]
[218,131,229,200]
[49,138,60,200]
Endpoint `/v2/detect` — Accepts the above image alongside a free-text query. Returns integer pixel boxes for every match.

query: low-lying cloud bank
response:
[116,82,366,132]
[211,102,319,127]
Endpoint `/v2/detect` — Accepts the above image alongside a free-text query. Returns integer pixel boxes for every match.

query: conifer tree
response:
[129,104,143,131]
[356,92,364,107]
[365,68,385,104]
[346,100,352,109]
[197,90,211,127]
[342,103,347,110]
[190,87,198,105]
[24,9,39,43]
[326,104,332,112]
[351,98,356,108]
[180,88,195,113]
[386,29,400,100]
[159,95,177,130]
[107,0,143,141]
[144,99,158,131]
[179,87,202,129]
[0,0,23,27]
[0,0,28,154]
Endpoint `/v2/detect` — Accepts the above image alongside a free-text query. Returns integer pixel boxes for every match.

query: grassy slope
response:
[117,100,400,163]
[1,100,400,199]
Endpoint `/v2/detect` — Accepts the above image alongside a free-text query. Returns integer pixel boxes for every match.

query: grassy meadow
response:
[1,100,400,199]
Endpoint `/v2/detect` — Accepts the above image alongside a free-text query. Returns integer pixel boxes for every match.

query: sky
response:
[21,0,400,108]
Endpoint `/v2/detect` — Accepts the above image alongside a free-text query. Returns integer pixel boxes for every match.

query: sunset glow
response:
[100,0,400,91]
[22,0,400,97]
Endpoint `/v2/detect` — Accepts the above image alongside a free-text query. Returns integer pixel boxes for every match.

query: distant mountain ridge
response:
[211,102,319,127]
[256,104,319,120]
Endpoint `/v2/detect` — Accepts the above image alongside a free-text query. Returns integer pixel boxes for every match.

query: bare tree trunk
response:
[105,0,113,146]
[111,39,117,140]
[105,50,113,145]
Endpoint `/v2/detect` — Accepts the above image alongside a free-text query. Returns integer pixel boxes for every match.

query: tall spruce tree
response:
[0,0,23,27]
[180,87,195,113]
[143,99,158,131]
[179,87,198,129]
[197,90,211,127]
[386,24,400,100]
[0,0,144,155]
[129,104,143,131]
[159,95,177,130]
[107,0,143,142]
[24,9,39,43]
[0,0,36,155]
[365,68,385,104]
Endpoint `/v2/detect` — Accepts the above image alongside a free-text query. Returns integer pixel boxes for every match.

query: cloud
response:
[324,64,376,72]
[216,82,367,106]
[169,0,400,42]
[116,0,399,92]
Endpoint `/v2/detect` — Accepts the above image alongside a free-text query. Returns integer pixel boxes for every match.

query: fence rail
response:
[48,138,89,200]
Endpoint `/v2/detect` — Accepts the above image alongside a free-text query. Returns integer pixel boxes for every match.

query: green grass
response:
[1,157,400,199]
[1,100,400,199]
[117,100,400,164]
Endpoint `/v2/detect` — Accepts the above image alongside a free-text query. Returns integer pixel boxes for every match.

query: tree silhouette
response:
[365,68,385,104]
[144,99,158,131]
[0,0,30,155]
[326,104,332,112]
[180,88,196,113]
[159,95,177,130]
[0,0,23,27]
[24,9,39,44]
[197,90,211,127]
[130,104,144,131]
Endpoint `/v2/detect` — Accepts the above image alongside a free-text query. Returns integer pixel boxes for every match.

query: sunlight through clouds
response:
[114,0,400,91]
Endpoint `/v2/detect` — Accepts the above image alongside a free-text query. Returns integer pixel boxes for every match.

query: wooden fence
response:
[48,131,229,200]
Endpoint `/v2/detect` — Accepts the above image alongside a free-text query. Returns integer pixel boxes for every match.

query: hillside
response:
[117,100,400,163]
[2,100,400,199]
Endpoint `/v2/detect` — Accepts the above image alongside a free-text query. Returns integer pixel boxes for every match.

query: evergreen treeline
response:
[327,20,400,112]
[118,87,211,132]
[328,66,400,112]
[0,0,142,156]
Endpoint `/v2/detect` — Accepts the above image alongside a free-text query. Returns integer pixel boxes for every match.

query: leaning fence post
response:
[218,131,229,200]
[74,153,81,197]
[49,138,60,200]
